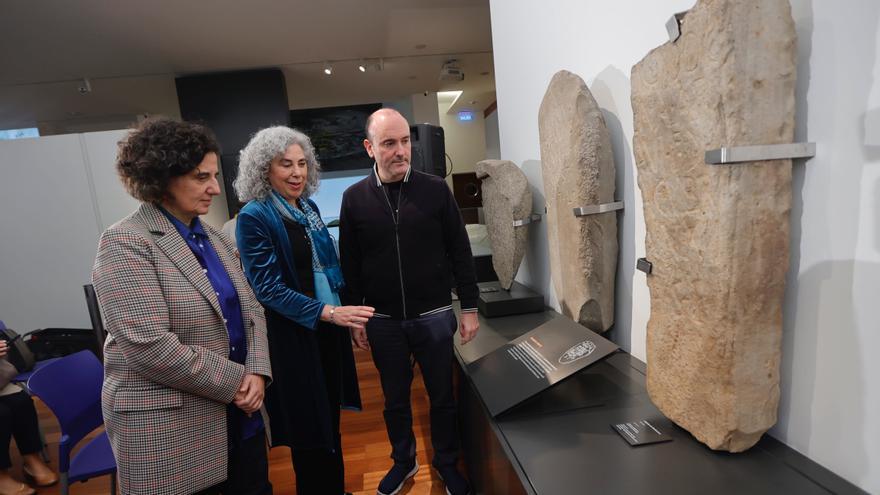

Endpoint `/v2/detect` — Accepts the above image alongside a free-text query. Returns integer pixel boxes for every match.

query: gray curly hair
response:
[234,126,321,202]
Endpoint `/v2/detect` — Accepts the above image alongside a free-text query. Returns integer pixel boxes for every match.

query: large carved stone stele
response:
[538,70,618,332]
[632,0,796,452]
[475,160,532,289]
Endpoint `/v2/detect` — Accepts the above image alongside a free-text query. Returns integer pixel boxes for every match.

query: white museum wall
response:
[0,135,104,331]
[485,109,500,160]
[0,129,231,332]
[80,130,230,231]
[488,0,880,491]
[386,92,441,129]
[383,96,415,124]
[439,108,488,183]
[82,131,141,230]
[412,92,441,126]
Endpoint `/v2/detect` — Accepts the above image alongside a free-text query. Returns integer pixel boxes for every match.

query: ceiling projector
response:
[439,60,464,81]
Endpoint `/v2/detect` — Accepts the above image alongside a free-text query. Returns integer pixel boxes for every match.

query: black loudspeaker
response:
[176,69,290,216]
[452,172,483,224]
[410,124,446,177]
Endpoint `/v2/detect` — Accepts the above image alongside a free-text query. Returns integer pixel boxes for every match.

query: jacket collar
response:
[138,201,175,235]
[135,202,226,319]
[372,162,412,187]
[249,198,299,287]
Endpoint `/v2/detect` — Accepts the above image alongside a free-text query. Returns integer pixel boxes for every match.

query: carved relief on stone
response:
[538,70,618,332]
[632,0,796,452]
[475,160,532,290]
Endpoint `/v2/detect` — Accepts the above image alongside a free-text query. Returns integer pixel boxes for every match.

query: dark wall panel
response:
[176,69,290,216]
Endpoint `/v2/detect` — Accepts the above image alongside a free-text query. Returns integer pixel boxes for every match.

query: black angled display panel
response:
[467,316,619,417]
[176,69,290,216]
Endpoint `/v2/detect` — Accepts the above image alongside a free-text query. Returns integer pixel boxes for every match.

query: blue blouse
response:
[160,208,263,442]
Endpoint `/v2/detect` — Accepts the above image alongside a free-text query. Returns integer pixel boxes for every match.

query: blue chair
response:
[27,350,116,495]
[12,358,61,393]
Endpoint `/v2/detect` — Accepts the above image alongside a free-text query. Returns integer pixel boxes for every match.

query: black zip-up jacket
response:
[338,166,478,319]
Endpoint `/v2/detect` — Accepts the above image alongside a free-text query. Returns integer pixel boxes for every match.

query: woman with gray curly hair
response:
[234,126,373,495]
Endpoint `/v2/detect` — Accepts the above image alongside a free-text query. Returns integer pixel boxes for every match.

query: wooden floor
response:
[11,348,454,494]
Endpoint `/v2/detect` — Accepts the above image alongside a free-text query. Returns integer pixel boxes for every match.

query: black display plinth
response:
[477,281,543,317]
[454,306,863,495]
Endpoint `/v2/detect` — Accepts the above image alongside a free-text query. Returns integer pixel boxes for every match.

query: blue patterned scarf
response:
[269,190,344,304]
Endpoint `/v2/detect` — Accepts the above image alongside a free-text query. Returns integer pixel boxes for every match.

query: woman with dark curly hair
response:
[234,127,373,495]
[91,118,273,495]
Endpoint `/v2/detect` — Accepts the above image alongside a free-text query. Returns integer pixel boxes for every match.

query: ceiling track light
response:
[323,62,333,75]
[77,77,92,95]
[358,58,384,73]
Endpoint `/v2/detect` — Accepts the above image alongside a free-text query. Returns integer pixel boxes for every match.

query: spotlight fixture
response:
[358,58,384,73]
[323,62,333,75]
[77,77,92,95]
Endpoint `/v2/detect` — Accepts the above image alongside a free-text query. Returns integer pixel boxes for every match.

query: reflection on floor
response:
[14,348,456,494]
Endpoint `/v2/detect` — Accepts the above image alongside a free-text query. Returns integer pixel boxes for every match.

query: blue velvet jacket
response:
[237,196,362,450]
[236,197,329,329]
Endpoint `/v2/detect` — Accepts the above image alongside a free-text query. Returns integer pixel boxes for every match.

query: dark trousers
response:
[366,310,459,468]
[290,420,343,495]
[290,328,345,495]
[195,429,272,495]
[0,390,43,469]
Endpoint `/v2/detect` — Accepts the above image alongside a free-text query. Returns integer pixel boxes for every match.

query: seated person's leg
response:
[4,391,56,487]
[0,394,36,494]
[8,391,58,486]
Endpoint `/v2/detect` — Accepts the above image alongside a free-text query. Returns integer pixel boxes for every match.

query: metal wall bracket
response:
[636,258,653,275]
[705,142,816,165]
[513,214,542,227]
[573,201,624,217]
[666,11,689,42]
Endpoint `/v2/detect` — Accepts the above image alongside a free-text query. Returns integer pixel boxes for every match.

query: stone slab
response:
[631,0,797,452]
[538,70,618,332]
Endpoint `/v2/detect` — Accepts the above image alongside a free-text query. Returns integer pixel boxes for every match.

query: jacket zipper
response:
[380,182,407,318]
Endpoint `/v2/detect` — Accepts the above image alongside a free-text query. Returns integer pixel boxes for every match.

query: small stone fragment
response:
[475,160,532,290]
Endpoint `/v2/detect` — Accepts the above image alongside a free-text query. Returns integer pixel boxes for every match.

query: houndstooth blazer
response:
[92,202,272,495]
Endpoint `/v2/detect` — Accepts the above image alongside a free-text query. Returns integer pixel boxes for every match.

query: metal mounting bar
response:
[513,214,542,227]
[666,11,689,42]
[705,142,816,165]
[573,201,624,217]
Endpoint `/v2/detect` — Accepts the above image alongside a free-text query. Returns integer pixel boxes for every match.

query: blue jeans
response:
[366,310,459,468]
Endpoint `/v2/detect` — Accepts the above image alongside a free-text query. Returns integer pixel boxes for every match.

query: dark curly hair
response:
[116,118,221,203]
